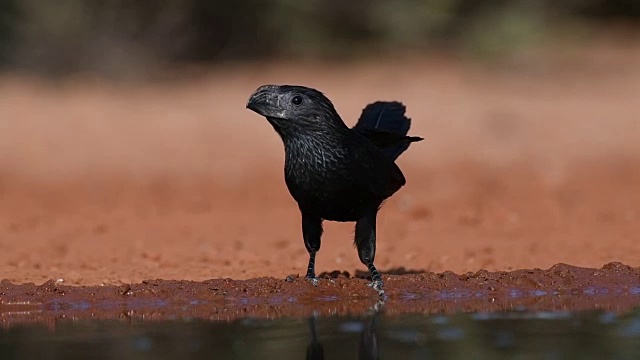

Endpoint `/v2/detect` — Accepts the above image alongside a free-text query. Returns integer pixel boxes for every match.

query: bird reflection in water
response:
[305,308,381,360]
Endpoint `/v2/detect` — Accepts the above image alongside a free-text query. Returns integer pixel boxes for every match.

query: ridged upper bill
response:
[246,85,280,117]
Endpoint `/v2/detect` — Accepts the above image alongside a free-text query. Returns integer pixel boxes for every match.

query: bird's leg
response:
[355,208,384,295]
[306,252,318,286]
[302,213,323,286]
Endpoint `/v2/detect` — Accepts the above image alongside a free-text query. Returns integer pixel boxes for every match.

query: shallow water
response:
[3,265,640,359]
[3,308,640,360]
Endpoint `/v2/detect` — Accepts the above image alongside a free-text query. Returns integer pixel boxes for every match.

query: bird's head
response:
[246,84,347,136]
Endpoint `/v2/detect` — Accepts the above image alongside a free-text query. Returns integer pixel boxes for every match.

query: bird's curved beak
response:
[246,85,280,117]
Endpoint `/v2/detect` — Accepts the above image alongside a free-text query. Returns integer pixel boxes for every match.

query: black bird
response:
[246,85,422,293]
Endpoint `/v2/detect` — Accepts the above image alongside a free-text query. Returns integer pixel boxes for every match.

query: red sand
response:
[0,43,639,287]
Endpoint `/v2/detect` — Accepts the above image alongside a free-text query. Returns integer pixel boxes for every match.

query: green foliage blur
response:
[0,0,638,77]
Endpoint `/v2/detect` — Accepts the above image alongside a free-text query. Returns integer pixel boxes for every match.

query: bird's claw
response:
[367,280,385,296]
[306,276,319,287]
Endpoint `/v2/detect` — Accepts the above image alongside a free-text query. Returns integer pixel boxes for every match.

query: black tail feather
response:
[353,101,423,160]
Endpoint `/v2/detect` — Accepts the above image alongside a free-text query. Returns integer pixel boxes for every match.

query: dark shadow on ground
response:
[317,267,428,280]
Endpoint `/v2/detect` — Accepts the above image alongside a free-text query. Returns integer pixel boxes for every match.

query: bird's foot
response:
[367,279,384,296]
[306,276,319,287]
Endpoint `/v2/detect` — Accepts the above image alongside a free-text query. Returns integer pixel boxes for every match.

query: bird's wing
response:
[351,140,407,199]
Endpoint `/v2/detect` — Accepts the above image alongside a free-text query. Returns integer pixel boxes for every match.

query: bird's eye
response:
[291,95,303,106]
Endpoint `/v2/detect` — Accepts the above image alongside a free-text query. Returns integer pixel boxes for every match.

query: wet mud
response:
[2,262,639,327]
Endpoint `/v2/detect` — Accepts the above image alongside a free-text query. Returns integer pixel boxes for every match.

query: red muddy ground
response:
[0,42,639,323]
[1,263,640,326]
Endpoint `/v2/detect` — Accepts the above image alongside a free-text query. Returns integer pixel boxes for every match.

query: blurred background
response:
[0,0,639,77]
[0,0,638,286]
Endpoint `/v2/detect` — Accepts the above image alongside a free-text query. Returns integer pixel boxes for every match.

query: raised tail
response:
[352,101,423,160]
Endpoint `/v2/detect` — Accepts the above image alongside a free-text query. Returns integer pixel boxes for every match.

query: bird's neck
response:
[284,129,346,153]
[281,128,350,174]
